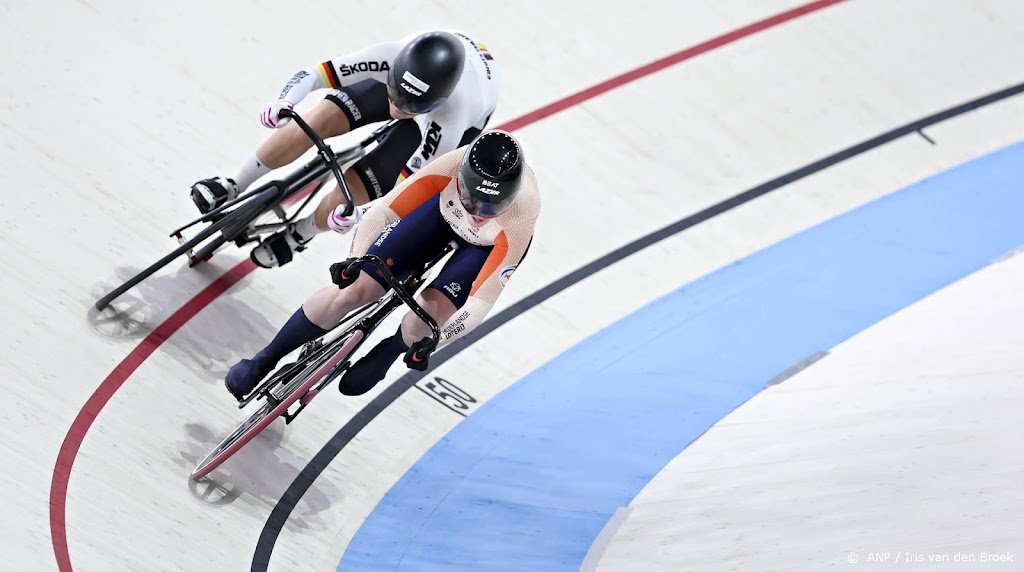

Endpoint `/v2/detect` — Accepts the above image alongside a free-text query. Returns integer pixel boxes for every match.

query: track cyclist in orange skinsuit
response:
[224,131,539,400]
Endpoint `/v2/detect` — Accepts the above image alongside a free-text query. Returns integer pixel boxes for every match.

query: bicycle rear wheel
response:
[189,329,365,481]
[96,187,279,310]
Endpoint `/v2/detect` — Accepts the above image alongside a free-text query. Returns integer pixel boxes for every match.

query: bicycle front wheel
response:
[189,329,366,481]
[190,399,277,481]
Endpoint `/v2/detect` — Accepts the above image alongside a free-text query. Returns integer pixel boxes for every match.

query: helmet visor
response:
[458,171,512,218]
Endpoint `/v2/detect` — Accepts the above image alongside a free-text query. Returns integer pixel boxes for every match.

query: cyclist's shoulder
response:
[424,145,467,176]
[519,165,541,212]
[495,171,540,234]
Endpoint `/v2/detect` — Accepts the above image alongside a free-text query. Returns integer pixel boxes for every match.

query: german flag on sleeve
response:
[318,62,341,89]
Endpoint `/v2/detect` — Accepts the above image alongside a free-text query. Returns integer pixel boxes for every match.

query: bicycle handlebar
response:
[277,107,354,217]
[348,254,441,352]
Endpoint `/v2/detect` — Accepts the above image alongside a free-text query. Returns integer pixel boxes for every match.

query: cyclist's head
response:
[387,31,465,115]
[458,130,524,218]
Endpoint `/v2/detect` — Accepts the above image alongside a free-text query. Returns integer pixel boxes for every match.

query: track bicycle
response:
[189,247,451,481]
[95,109,399,310]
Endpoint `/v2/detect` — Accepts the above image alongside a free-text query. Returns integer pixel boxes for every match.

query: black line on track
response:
[251,81,1024,571]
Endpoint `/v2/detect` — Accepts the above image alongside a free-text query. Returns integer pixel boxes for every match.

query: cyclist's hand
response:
[329,258,362,288]
[260,100,294,128]
[404,337,437,371]
[327,202,364,234]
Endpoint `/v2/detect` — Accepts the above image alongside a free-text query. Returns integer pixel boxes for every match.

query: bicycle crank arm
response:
[281,403,306,425]
[236,365,296,409]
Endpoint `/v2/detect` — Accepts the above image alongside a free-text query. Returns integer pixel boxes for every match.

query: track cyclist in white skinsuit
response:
[189,31,501,268]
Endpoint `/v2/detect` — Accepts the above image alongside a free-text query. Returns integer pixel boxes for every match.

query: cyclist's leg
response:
[309,118,422,231]
[302,274,384,328]
[239,80,386,191]
[251,81,406,267]
[190,90,353,213]
[338,248,498,399]
[209,99,349,208]
[255,100,347,170]
[229,187,441,397]
[224,271,389,400]
[307,118,480,236]
[336,241,492,396]
[335,196,458,395]
[400,240,492,346]
[307,192,451,342]
[224,302,334,400]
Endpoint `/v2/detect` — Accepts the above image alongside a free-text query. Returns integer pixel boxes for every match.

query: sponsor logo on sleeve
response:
[373,221,398,247]
[279,70,310,99]
[453,32,493,79]
[499,265,516,286]
[338,61,391,77]
[442,310,471,339]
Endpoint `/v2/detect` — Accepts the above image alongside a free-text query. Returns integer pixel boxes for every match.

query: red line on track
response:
[49,261,256,570]
[49,1,846,569]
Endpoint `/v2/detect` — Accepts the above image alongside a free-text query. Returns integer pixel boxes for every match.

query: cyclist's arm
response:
[347,147,464,257]
[436,221,537,349]
[277,40,404,105]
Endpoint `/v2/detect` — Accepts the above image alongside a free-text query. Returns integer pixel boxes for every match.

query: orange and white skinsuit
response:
[302,143,540,350]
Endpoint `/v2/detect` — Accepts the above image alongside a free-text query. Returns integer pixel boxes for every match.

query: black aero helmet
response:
[458,131,524,218]
[387,31,466,115]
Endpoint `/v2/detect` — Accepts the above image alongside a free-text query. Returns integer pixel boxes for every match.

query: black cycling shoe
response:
[224,356,274,402]
[337,335,406,396]
[191,177,238,214]
[250,224,311,268]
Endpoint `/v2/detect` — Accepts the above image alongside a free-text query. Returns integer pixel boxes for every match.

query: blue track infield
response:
[339,141,1024,570]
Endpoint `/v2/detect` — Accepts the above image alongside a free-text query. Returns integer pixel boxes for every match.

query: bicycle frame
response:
[190,244,455,481]
[95,110,399,310]
[238,248,450,409]
[170,109,379,236]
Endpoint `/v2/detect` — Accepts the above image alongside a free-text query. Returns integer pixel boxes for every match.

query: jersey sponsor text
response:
[421,122,443,160]
[338,61,391,77]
